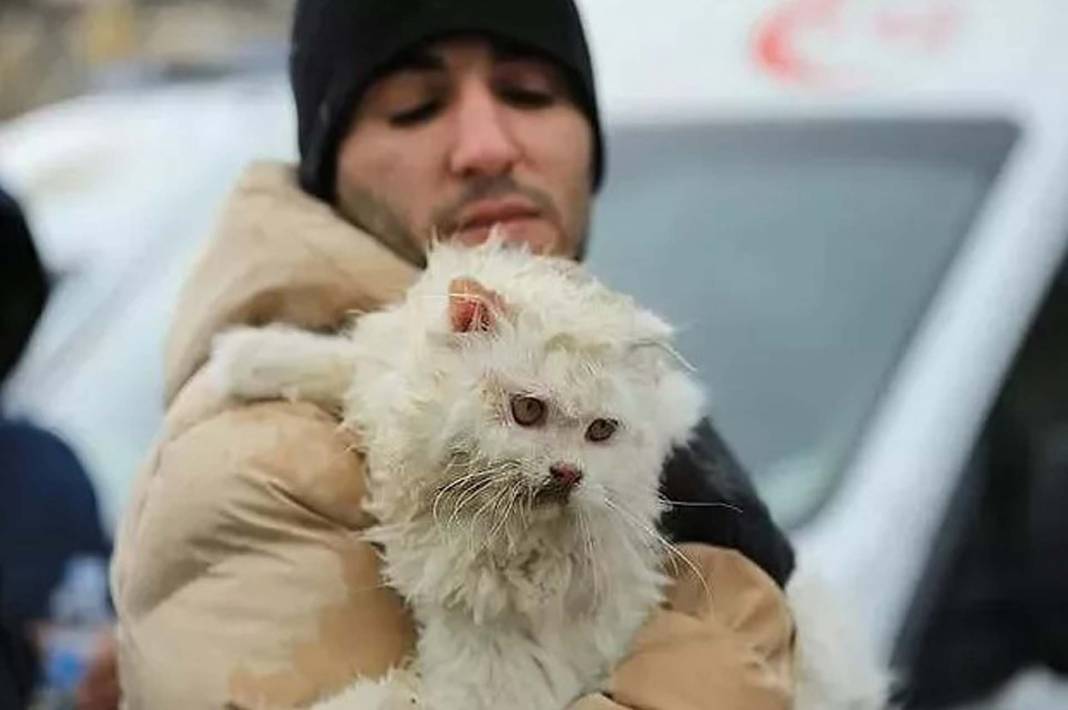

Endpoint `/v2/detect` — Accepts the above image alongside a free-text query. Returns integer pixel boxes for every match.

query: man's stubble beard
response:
[336,177,591,266]
[336,181,429,267]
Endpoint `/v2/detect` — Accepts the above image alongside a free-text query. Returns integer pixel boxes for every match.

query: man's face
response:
[335,37,593,263]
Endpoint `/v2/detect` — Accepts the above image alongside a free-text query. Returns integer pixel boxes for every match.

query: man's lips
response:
[455,199,541,231]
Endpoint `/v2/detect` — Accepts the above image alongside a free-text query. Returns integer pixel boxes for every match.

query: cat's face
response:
[436,328,662,528]
[381,255,704,544]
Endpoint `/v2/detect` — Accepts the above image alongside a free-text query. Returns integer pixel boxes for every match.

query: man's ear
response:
[448,278,509,333]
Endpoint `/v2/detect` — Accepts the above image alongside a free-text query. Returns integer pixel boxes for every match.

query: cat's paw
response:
[208,325,353,407]
[208,325,279,400]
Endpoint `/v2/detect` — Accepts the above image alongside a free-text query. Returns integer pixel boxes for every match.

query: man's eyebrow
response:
[491,41,550,64]
[382,48,446,74]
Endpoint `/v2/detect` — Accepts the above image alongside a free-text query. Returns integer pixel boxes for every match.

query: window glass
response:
[588,119,1019,527]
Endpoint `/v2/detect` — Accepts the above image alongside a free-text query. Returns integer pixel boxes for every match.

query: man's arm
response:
[570,545,796,710]
[659,419,795,588]
[111,396,415,709]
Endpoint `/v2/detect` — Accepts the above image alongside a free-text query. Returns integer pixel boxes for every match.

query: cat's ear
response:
[448,278,509,334]
[624,311,681,376]
[627,338,705,447]
[627,339,696,377]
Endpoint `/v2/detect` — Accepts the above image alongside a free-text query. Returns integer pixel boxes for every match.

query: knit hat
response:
[289,0,604,202]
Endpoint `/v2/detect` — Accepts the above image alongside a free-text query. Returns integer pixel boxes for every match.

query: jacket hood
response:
[164,162,418,403]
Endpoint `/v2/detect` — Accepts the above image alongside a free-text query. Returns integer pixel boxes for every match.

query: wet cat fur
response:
[212,239,705,709]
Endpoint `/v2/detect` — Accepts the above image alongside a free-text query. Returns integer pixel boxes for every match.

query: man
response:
[111,2,797,707]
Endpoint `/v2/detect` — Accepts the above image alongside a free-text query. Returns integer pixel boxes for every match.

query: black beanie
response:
[290,0,604,202]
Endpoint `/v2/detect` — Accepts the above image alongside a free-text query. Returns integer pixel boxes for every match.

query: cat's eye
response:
[511,396,546,427]
[586,418,618,443]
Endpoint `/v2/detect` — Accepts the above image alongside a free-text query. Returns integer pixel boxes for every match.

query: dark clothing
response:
[661,419,795,588]
[898,270,1068,707]
[0,418,110,627]
[0,419,110,705]
[0,420,111,624]
[898,421,1068,707]
[0,187,48,384]
[290,0,604,201]
[0,609,35,709]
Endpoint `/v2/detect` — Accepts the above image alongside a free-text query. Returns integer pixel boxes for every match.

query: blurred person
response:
[0,186,118,710]
[110,2,802,708]
[900,270,1068,708]
[0,613,36,709]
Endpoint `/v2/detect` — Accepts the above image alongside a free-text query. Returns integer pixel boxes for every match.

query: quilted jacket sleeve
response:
[111,391,415,709]
[569,545,796,710]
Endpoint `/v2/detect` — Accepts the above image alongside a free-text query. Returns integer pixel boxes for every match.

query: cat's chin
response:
[419,498,587,552]
[532,487,574,508]
[525,500,575,524]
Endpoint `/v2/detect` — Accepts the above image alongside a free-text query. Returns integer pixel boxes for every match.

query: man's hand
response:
[75,628,119,710]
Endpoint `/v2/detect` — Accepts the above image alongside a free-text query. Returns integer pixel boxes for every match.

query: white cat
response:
[212,239,705,710]
[212,238,888,710]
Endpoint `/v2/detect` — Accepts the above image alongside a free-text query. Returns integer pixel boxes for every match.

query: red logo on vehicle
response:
[754,0,963,89]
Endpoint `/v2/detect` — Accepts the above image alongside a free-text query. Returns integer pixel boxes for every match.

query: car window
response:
[587,118,1019,527]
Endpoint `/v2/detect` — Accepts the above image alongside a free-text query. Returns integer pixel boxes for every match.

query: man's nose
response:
[448,81,521,179]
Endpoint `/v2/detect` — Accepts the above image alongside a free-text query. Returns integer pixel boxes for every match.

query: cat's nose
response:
[549,464,583,488]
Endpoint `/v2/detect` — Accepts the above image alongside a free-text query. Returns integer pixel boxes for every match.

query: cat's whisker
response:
[484,485,515,549]
[449,479,497,524]
[447,475,500,529]
[432,467,493,514]
[494,475,526,538]
[493,481,527,549]
[604,499,713,603]
[513,483,536,529]
[505,492,529,550]
[431,473,483,526]
[618,513,662,562]
[479,484,506,536]
[629,338,698,374]
[466,475,511,529]
[431,487,457,527]
[433,469,480,497]
[576,509,602,606]
[343,582,397,596]
[658,498,744,514]
[470,484,514,555]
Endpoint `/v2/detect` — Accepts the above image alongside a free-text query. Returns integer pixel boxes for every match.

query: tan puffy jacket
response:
[111,163,796,709]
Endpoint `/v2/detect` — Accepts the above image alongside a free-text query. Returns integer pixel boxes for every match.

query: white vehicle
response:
[2,1,1067,707]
